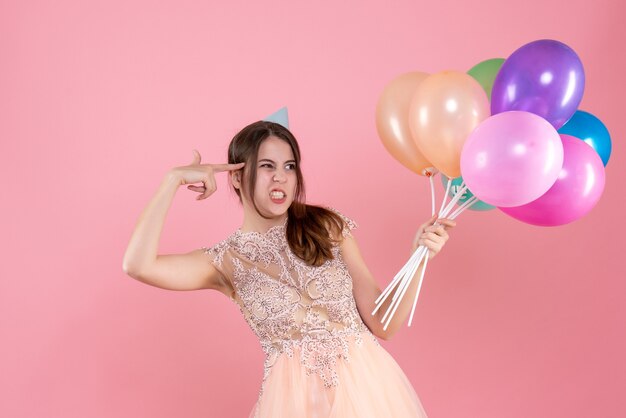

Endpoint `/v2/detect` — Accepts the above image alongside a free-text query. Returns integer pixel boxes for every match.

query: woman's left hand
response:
[411,215,457,260]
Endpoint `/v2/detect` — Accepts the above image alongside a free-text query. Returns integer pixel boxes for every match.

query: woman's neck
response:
[239,213,288,233]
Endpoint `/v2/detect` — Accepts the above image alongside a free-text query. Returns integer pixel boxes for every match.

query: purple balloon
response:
[500,135,605,226]
[491,39,585,129]
[460,111,564,207]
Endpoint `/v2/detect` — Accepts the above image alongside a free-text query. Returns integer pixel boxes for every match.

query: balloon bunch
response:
[374,39,611,329]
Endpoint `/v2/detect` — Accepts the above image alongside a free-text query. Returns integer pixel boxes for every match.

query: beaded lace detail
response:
[201,208,379,396]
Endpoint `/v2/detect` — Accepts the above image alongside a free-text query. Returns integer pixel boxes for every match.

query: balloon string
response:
[408,248,430,327]
[439,176,451,216]
[429,175,436,216]
[442,184,468,217]
[450,196,478,219]
[391,247,427,306]
[373,245,424,310]
[383,247,426,331]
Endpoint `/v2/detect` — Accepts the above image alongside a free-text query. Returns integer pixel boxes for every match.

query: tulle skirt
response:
[249,332,428,417]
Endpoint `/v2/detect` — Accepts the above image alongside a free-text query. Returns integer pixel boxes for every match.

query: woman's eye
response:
[260,163,274,169]
[286,164,296,170]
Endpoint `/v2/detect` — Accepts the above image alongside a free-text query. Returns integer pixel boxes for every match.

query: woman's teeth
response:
[270,191,286,199]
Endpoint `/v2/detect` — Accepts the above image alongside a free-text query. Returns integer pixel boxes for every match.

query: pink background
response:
[2,0,624,417]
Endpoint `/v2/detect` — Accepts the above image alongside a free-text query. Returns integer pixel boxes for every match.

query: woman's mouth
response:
[270,190,287,204]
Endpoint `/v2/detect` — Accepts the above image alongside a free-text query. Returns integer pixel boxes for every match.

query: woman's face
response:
[241,136,298,219]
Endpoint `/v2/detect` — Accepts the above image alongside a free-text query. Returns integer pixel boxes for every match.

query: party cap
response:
[263,107,289,129]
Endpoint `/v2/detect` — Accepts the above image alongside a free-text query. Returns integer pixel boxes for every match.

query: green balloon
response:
[467,58,505,101]
[441,176,495,212]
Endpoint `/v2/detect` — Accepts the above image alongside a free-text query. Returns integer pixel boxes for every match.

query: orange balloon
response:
[376,72,436,176]
[409,71,490,178]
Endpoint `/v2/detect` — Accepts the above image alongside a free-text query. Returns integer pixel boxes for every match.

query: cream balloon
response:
[408,71,490,178]
[376,72,436,176]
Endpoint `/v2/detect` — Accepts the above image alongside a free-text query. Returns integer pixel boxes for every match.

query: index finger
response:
[437,218,457,228]
[211,162,246,172]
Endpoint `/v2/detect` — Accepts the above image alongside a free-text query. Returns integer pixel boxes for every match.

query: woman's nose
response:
[273,171,286,182]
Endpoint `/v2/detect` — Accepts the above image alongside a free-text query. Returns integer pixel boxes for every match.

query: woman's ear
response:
[232,170,241,189]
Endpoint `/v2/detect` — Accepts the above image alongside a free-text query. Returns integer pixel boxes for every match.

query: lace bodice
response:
[201,208,379,392]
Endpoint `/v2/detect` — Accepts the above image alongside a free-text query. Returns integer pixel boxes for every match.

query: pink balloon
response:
[460,111,564,207]
[500,134,605,226]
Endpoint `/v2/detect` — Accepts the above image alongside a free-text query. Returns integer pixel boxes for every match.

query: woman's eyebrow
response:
[258,159,296,164]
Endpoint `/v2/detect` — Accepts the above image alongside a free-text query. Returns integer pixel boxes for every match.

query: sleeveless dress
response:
[201,209,428,417]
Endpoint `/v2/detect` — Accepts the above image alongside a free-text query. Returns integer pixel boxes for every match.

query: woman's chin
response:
[261,205,288,218]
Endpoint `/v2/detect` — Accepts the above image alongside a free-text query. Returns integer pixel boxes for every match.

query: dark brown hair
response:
[228,120,345,266]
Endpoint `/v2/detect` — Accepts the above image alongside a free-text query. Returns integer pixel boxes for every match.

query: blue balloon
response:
[441,176,495,211]
[558,110,611,166]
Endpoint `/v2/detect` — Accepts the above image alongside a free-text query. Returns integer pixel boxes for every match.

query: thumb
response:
[417,215,437,234]
[419,214,438,231]
[190,149,201,165]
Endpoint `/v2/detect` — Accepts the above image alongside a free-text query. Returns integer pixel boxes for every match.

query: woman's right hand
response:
[169,149,245,200]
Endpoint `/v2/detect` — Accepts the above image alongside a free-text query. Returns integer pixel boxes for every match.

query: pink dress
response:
[202,209,428,417]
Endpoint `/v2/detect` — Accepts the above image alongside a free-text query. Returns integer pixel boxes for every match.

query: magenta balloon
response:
[499,135,605,226]
[460,111,564,207]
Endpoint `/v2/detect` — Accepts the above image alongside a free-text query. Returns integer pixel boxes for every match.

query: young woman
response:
[123,120,456,417]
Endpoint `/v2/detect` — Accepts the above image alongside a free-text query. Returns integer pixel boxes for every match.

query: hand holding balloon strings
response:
[372,174,472,330]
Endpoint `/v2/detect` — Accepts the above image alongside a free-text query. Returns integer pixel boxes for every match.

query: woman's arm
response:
[342,216,455,340]
[122,151,244,293]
